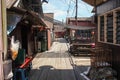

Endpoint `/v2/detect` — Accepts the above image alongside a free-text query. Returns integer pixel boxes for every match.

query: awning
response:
[24,11,46,26]
[66,26,95,30]
[82,0,108,6]
[8,7,46,26]
[54,30,65,32]
[6,0,17,8]
[22,0,44,17]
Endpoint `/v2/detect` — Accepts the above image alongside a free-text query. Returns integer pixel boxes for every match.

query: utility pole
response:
[75,0,78,26]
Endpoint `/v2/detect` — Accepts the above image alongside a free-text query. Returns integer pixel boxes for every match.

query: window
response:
[98,8,120,45]
[107,13,113,43]
[100,16,104,41]
[116,11,120,44]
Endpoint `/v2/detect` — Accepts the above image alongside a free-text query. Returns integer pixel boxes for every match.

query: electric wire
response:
[67,0,72,17]
[57,0,75,21]
[61,0,68,4]
[78,0,93,14]
[72,5,76,16]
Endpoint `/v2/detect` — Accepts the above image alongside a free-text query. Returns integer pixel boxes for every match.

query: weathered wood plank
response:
[29,39,76,80]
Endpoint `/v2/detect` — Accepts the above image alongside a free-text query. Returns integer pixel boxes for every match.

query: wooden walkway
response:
[28,38,76,80]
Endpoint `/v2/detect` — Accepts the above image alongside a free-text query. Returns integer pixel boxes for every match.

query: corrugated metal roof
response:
[66,17,92,21]
[8,7,46,26]
[6,0,17,8]
[82,0,108,6]
[22,0,44,17]
[66,26,95,30]
[54,30,65,32]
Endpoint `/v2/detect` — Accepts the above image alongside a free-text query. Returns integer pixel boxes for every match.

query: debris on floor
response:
[88,67,117,80]
[72,56,91,80]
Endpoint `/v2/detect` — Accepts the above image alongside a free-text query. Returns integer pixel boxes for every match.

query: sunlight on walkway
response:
[29,38,76,80]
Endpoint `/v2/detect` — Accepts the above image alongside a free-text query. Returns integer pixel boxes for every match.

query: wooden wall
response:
[97,0,120,15]
[47,30,51,50]
[97,42,120,79]
[9,22,35,56]
[96,0,120,79]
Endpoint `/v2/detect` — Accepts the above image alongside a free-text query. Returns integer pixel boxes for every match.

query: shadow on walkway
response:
[29,65,76,80]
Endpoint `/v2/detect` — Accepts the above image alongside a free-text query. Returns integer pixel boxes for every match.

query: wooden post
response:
[1,0,7,60]
[98,16,100,42]
[0,0,4,79]
[113,11,117,44]
[104,14,107,42]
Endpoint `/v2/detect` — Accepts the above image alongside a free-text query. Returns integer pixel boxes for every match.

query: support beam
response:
[1,0,7,60]
[0,0,4,79]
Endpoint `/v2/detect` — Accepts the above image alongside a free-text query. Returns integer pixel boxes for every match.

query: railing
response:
[90,46,112,68]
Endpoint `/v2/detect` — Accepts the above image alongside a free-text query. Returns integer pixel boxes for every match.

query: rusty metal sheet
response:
[8,7,46,26]
[66,25,95,30]
[6,0,17,8]
[82,0,108,6]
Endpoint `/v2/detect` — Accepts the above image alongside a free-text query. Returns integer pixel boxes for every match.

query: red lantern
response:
[91,31,94,35]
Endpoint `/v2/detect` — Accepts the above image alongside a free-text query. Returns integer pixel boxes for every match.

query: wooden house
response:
[66,17,96,40]
[7,7,46,56]
[44,13,54,50]
[6,0,48,55]
[83,0,120,79]
[53,24,66,38]
[0,0,48,79]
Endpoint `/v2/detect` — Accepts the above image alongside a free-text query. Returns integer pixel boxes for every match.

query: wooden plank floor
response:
[28,38,76,80]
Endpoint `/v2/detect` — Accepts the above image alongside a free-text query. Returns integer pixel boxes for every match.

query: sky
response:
[42,0,94,22]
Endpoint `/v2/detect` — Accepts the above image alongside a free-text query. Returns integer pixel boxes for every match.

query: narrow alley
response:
[1,0,120,80]
[28,38,90,80]
[29,38,76,80]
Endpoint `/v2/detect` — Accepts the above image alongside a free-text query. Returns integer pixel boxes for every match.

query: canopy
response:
[6,0,17,8]
[66,26,95,30]
[82,0,108,6]
[8,7,46,26]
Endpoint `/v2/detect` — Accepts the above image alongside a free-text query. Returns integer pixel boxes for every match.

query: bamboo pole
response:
[0,0,4,79]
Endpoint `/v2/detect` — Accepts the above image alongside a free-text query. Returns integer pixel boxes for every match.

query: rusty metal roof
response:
[82,0,108,6]
[6,0,17,8]
[22,0,44,17]
[66,25,95,30]
[66,17,92,21]
[8,7,46,26]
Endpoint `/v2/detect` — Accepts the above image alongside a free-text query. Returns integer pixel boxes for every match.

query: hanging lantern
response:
[91,31,95,35]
